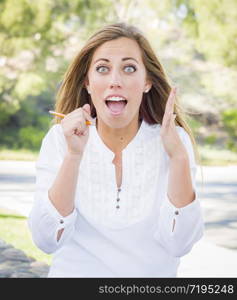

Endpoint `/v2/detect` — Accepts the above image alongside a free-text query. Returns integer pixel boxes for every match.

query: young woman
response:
[28,22,204,277]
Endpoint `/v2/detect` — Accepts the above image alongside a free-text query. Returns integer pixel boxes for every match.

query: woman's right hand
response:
[61,104,94,156]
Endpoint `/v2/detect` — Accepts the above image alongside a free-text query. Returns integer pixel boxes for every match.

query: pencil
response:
[49,110,93,126]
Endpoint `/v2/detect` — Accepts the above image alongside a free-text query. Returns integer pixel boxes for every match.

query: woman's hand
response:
[61,104,94,156]
[160,88,187,159]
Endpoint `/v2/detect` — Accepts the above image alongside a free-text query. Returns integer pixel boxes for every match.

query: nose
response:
[109,70,122,89]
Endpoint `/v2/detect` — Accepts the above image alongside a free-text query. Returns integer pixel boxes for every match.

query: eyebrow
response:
[93,57,139,64]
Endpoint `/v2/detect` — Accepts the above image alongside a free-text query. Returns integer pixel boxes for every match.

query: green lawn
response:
[198,145,237,166]
[0,208,52,265]
[0,148,38,161]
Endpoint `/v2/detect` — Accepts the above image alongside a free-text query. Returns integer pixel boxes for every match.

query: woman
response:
[28,22,204,278]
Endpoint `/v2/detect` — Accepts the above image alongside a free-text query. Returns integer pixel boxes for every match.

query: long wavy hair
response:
[54,22,200,164]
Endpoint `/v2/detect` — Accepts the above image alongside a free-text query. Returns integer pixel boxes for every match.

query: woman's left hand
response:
[160,87,187,159]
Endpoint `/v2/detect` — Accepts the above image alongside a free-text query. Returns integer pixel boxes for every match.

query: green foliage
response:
[0,127,19,149]
[0,89,53,150]
[18,126,46,150]
[221,109,237,139]
[221,109,237,152]
[0,0,236,157]
[176,0,237,67]
[14,73,46,100]
[227,141,237,153]
[204,134,217,146]
[186,117,202,136]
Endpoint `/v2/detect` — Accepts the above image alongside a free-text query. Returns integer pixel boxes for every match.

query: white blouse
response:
[28,119,204,277]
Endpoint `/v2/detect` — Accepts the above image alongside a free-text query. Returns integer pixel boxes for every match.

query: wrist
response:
[170,151,189,162]
[66,151,83,160]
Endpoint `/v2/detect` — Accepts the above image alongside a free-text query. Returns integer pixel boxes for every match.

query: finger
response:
[82,109,94,123]
[165,87,177,114]
[169,113,177,129]
[163,111,173,129]
[82,103,91,115]
[162,88,176,125]
[69,107,93,123]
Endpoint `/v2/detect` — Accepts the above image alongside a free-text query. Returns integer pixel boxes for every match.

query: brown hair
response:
[54,22,200,164]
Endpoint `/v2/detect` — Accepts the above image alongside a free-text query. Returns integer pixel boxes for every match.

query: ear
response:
[84,78,90,94]
[84,77,89,88]
[144,80,152,93]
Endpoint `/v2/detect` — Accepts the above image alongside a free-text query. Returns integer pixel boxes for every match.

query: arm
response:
[48,152,82,241]
[168,151,195,209]
[28,105,92,254]
[154,128,204,257]
[28,125,79,254]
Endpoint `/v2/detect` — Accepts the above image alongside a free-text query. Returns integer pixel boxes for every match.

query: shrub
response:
[204,134,217,145]
[221,109,237,139]
[18,126,45,151]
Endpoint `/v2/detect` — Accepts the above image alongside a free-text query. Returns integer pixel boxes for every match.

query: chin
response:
[97,114,131,129]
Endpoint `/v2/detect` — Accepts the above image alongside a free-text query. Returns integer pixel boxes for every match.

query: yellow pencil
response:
[49,110,93,126]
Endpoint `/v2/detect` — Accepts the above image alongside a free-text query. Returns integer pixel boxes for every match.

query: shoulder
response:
[41,123,67,153]
[43,123,65,142]
[142,121,161,141]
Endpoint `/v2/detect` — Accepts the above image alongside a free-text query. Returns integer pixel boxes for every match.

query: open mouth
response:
[105,99,128,114]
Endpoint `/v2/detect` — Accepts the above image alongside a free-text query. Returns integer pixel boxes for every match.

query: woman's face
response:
[86,37,151,128]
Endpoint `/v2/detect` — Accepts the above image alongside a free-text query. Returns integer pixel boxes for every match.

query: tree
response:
[175,0,237,68]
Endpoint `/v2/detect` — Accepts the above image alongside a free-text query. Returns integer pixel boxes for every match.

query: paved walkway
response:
[0,161,237,277]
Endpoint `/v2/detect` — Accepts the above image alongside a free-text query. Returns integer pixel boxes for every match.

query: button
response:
[60,219,64,224]
[118,188,121,192]
[116,205,120,209]
[116,198,120,202]
[175,210,179,215]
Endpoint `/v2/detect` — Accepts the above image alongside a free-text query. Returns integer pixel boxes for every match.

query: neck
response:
[96,116,142,154]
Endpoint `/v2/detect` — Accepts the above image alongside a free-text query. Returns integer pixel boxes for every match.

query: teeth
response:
[106,96,126,101]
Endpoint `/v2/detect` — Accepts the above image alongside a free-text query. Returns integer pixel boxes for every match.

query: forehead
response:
[92,37,143,61]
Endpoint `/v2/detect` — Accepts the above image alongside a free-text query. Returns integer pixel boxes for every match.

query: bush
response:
[221,109,237,139]
[204,134,217,145]
[221,109,237,152]
[227,140,237,152]
[186,117,202,135]
[0,127,19,149]
[18,126,46,151]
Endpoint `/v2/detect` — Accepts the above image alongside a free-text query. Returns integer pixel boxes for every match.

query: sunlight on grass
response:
[0,149,39,161]
[199,145,237,166]
[0,208,52,265]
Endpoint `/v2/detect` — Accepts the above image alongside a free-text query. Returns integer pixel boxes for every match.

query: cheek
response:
[128,79,145,100]
[91,78,107,95]
[127,75,146,92]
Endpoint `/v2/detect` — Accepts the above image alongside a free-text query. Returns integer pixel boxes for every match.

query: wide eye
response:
[96,66,109,73]
[124,65,136,73]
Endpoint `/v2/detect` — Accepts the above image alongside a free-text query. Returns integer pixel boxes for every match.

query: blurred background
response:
[0,0,236,278]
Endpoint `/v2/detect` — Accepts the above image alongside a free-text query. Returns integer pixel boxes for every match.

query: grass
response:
[0,148,39,161]
[0,208,52,265]
[198,145,237,166]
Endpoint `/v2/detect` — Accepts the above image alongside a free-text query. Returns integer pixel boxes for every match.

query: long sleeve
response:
[28,124,78,254]
[154,127,204,257]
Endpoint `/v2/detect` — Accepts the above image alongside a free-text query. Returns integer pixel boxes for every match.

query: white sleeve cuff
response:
[161,190,200,217]
[43,190,78,230]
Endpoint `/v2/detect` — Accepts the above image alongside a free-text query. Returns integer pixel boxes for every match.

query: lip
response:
[104,94,128,116]
[104,94,127,101]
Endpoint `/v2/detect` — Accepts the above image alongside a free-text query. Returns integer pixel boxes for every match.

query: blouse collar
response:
[89,118,146,161]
